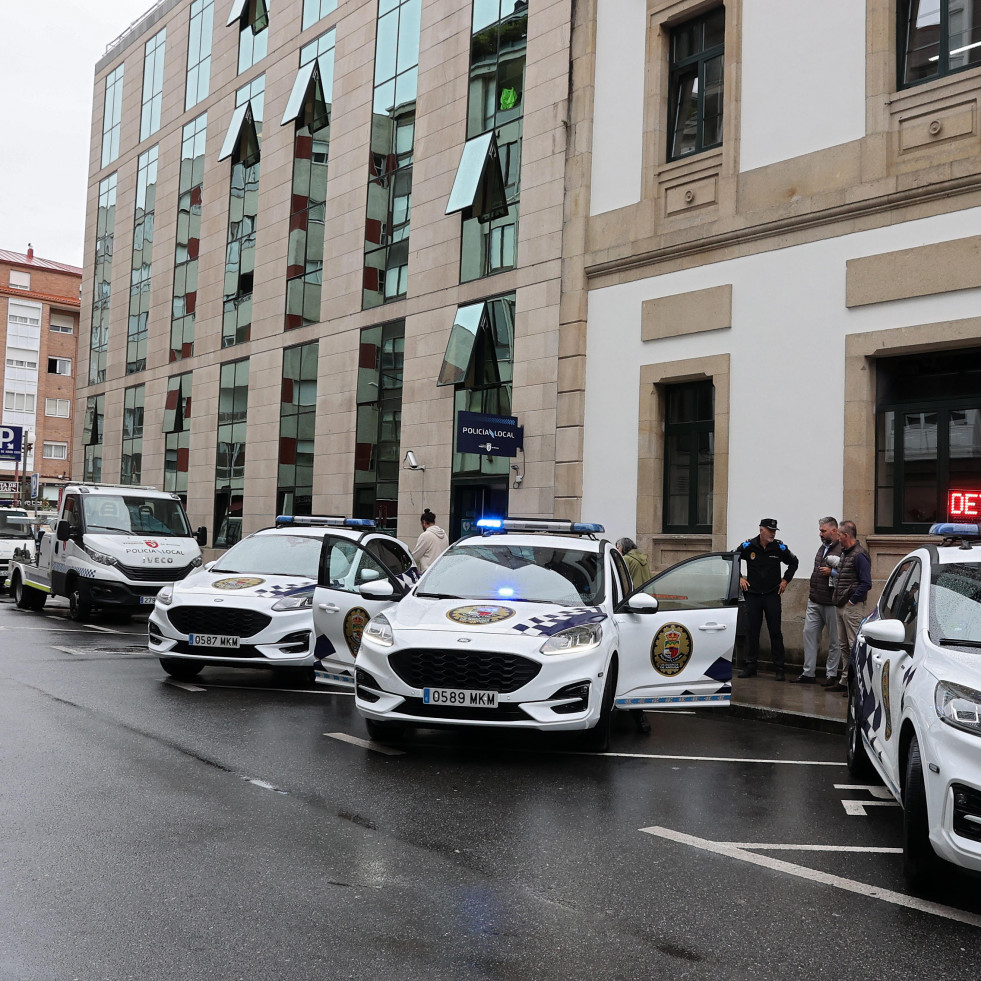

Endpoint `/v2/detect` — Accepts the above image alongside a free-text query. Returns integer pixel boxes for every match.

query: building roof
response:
[0,250,82,277]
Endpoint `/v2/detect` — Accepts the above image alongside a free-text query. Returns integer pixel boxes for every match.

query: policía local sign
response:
[456,411,523,457]
[0,426,24,461]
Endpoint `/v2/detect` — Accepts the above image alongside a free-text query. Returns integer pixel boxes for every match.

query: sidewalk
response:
[728,669,848,734]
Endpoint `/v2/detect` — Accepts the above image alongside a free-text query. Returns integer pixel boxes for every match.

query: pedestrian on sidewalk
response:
[735,518,799,681]
[829,520,872,695]
[792,516,843,685]
[411,508,449,572]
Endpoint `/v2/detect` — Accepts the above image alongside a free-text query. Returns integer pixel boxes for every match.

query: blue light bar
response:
[476,518,503,529]
[475,517,605,535]
[275,515,377,529]
[571,523,605,534]
[930,523,981,537]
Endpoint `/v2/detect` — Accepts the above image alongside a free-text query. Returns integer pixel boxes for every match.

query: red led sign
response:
[948,490,981,519]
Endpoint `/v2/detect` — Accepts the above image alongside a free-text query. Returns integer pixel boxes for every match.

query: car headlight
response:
[83,545,118,567]
[271,588,314,612]
[363,613,394,647]
[935,680,981,736]
[540,621,603,654]
[190,556,203,568]
[156,585,174,606]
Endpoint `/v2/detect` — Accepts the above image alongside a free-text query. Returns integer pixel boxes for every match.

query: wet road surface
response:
[0,596,978,980]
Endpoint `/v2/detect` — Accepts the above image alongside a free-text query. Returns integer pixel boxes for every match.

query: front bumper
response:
[86,577,161,609]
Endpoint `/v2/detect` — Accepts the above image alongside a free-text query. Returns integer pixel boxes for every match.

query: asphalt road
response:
[0,594,979,981]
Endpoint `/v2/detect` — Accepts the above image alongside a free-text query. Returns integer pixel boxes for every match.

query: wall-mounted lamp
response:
[403,450,425,471]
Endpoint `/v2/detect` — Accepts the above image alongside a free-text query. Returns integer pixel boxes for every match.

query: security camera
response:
[403,450,424,471]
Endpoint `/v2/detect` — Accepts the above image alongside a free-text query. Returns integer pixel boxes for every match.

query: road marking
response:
[722,843,903,853]
[842,800,902,816]
[326,732,405,756]
[42,617,124,634]
[835,783,894,799]
[194,684,353,695]
[589,752,844,766]
[641,825,981,928]
[52,646,77,656]
[245,777,287,794]
[165,680,207,692]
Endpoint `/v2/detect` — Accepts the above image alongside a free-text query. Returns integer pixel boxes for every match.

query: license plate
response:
[423,687,498,708]
[189,634,240,648]
[140,596,156,605]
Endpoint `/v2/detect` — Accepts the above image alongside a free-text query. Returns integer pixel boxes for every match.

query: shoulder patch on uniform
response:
[779,543,786,551]
[740,541,751,549]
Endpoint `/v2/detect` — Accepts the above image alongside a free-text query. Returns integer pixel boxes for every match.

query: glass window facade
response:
[303,0,338,31]
[141,29,167,142]
[285,32,335,330]
[121,384,145,485]
[900,1,981,86]
[171,114,207,362]
[222,79,264,348]
[363,0,421,309]
[90,173,117,385]
[101,65,124,167]
[663,381,714,533]
[667,7,725,161]
[83,394,105,483]
[186,0,214,110]
[461,1,527,282]
[238,0,269,75]
[354,320,404,531]
[163,372,193,500]
[128,146,158,374]
[278,343,319,516]
[214,359,249,547]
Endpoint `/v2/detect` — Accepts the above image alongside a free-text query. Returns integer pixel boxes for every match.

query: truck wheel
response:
[13,574,32,610]
[68,582,92,622]
[159,658,204,681]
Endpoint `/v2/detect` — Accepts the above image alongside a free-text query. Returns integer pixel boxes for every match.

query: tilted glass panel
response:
[902,410,939,524]
[438,303,486,386]
[903,0,942,84]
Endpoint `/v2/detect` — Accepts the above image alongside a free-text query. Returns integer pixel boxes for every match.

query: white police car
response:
[848,522,981,888]
[313,518,740,748]
[149,516,412,681]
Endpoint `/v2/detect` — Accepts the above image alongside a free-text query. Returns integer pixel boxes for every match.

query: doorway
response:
[450,479,509,542]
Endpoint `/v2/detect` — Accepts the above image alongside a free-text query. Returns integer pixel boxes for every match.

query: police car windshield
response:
[0,510,33,539]
[82,496,192,536]
[212,534,322,578]
[930,562,981,650]
[419,542,604,606]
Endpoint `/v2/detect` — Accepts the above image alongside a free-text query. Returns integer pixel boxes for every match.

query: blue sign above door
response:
[456,411,523,457]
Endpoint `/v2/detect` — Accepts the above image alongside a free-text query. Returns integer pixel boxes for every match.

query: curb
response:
[727,701,847,735]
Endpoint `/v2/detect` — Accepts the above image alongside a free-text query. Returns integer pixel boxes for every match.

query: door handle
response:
[318,603,340,613]
[698,622,728,632]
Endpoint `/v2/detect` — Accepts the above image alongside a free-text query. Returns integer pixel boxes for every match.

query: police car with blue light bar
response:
[148,516,414,681]
[313,517,741,749]
[848,515,981,888]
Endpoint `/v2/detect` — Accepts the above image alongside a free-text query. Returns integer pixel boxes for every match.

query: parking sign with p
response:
[0,426,24,461]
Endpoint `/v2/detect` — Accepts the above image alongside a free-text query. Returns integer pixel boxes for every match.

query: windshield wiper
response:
[88,525,134,534]
[938,638,981,648]
[415,592,464,600]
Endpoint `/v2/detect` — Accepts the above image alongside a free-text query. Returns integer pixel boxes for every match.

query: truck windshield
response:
[0,510,33,539]
[82,496,192,537]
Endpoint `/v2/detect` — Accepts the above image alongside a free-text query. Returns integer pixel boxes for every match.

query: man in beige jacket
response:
[411,508,449,571]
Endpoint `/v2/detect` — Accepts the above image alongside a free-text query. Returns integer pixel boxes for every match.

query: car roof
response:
[246,525,370,542]
[930,542,981,565]
[452,533,603,552]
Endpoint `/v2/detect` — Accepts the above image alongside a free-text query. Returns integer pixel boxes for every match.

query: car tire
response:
[159,658,204,681]
[364,717,408,744]
[846,677,875,778]
[581,663,616,753]
[903,736,944,891]
[68,581,92,622]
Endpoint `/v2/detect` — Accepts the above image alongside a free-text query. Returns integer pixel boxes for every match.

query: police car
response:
[312,518,740,749]
[149,516,413,681]
[847,520,981,888]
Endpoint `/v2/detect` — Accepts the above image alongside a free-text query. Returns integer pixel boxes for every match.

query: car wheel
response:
[903,736,944,890]
[581,663,616,753]
[159,658,204,681]
[846,677,875,778]
[364,717,408,744]
[68,582,92,622]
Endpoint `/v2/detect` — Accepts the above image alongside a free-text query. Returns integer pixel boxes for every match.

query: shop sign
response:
[456,412,523,457]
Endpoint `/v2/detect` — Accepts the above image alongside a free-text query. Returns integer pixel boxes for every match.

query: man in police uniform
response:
[736,518,799,681]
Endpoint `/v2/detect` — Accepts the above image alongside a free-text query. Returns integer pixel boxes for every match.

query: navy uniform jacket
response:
[735,535,799,595]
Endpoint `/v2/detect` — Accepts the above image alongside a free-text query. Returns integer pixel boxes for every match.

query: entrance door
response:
[450,480,509,541]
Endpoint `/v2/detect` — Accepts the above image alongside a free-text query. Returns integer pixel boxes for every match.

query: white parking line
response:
[325,732,405,756]
[641,826,981,928]
[722,843,903,854]
[195,684,353,695]
[590,752,844,766]
[842,800,902,816]
[835,783,894,799]
[165,680,207,692]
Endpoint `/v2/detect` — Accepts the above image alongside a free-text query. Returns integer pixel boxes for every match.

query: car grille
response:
[170,642,264,659]
[166,606,272,638]
[388,648,541,693]
[118,561,197,583]
[393,698,531,722]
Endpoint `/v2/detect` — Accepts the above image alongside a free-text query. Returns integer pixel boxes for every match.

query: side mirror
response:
[196,526,208,547]
[57,520,71,543]
[625,592,659,613]
[204,560,216,571]
[861,618,910,653]
[360,579,396,600]
[360,568,382,582]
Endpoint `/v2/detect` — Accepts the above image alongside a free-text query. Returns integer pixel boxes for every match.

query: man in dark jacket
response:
[735,519,799,681]
[792,516,842,684]
[829,520,872,694]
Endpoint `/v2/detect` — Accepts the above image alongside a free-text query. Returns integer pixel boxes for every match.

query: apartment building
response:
[0,248,81,503]
[80,0,571,549]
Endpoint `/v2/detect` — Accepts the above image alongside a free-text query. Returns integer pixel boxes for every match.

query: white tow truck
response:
[0,504,34,594]
[5,483,207,621]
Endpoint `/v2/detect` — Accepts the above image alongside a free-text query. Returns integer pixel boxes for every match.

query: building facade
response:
[80,0,571,552]
[0,248,81,504]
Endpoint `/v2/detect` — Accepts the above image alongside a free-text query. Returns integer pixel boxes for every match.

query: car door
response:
[614,552,740,708]
[312,535,407,686]
[861,558,920,791]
